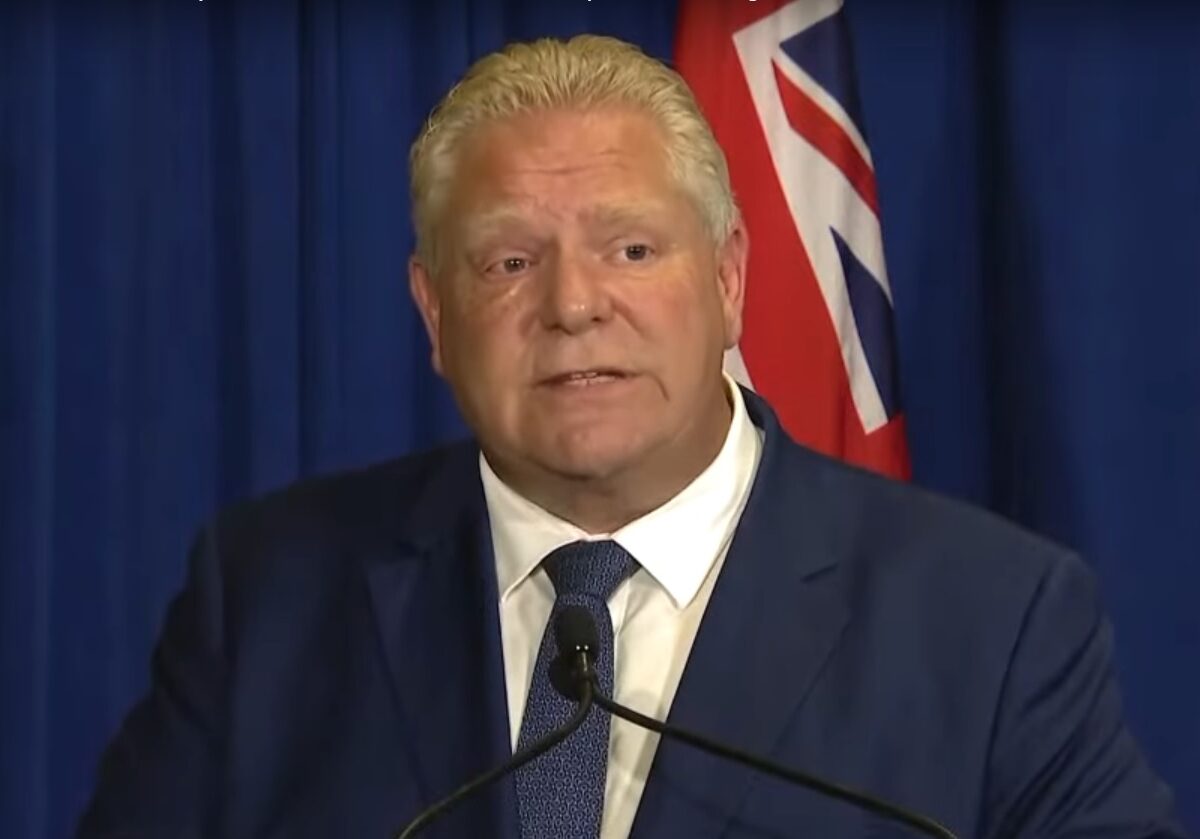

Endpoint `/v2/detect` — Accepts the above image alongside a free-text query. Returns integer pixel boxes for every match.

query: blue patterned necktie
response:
[514,539,638,839]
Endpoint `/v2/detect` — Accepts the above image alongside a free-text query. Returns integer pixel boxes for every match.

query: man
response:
[80,34,1185,839]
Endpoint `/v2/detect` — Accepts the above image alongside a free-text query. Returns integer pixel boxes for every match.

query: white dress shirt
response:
[479,375,764,839]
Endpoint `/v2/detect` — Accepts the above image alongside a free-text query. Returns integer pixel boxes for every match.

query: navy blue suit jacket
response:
[79,391,1185,838]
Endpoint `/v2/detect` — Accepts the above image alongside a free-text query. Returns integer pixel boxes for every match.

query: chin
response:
[539,434,646,482]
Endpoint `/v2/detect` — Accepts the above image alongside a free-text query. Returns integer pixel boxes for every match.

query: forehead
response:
[446,107,686,220]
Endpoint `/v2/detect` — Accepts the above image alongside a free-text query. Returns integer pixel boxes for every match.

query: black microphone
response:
[394,649,596,839]
[552,606,960,839]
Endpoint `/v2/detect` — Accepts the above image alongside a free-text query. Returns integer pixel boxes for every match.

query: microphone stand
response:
[554,606,959,839]
[590,692,958,839]
[396,606,960,839]
[395,677,595,839]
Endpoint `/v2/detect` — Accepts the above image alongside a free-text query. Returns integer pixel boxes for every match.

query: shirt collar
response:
[481,373,762,610]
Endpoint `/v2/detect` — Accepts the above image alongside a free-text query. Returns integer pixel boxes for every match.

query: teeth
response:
[560,370,619,383]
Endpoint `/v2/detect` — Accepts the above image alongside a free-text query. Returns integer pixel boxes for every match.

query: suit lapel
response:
[362,449,519,839]
[631,392,853,838]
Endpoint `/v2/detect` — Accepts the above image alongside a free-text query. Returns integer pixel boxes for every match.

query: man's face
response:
[410,106,746,492]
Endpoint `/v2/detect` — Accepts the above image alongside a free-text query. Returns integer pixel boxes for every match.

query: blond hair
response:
[408,34,738,270]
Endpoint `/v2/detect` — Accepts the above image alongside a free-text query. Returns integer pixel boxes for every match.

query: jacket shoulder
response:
[779,440,1084,598]
[201,439,480,588]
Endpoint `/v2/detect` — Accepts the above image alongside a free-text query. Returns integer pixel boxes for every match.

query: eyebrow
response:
[461,209,532,235]
[462,202,670,233]
[580,203,670,227]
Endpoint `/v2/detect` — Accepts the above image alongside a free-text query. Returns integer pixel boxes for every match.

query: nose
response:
[538,249,613,334]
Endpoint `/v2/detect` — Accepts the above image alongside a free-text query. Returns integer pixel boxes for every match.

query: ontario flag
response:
[676,0,911,480]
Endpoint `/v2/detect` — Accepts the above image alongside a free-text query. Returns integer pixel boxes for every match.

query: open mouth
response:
[543,369,630,387]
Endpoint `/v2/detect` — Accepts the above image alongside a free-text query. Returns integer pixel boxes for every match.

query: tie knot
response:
[543,540,637,600]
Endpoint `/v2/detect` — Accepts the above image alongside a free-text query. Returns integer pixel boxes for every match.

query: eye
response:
[621,244,653,262]
[485,256,531,276]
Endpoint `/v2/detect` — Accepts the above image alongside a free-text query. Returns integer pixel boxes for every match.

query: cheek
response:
[441,299,529,390]
[645,277,727,350]
[648,286,733,393]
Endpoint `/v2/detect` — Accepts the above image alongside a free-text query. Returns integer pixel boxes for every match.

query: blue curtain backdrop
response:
[2,1,1197,836]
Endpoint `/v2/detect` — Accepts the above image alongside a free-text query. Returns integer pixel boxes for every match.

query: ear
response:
[715,218,749,348]
[408,256,444,375]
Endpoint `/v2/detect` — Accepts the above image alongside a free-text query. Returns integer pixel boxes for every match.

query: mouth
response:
[540,368,633,387]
